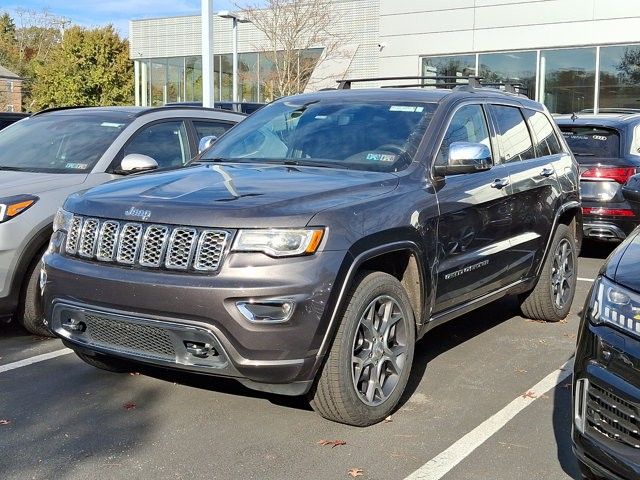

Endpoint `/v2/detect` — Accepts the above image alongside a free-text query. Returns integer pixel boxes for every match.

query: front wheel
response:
[17,252,54,337]
[519,224,577,322]
[309,271,415,426]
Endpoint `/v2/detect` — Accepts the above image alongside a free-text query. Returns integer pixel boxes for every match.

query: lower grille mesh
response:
[84,314,176,359]
[586,382,640,449]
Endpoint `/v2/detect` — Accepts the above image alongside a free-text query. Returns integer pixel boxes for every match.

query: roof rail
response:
[336,75,529,97]
[31,105,90,116]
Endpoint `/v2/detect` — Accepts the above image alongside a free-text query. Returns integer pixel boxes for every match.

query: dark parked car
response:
[573,224,640,479]
[43,79,581,425]
[167,101,265,114]
[0,111,29,130]
[0,106,244,336]
[556,113,640,242]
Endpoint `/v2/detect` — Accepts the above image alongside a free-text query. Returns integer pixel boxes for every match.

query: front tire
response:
[519,224,577,322]
[17,252,54,337]
[309,271,415,426]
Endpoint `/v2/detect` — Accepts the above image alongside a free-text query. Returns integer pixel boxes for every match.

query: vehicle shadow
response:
[552,370,583,479]
[580,239,618,260]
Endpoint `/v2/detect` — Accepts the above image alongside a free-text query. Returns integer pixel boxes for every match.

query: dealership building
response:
[129,0,640,113]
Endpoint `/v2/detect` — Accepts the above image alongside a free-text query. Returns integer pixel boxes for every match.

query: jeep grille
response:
[65,216,230,272]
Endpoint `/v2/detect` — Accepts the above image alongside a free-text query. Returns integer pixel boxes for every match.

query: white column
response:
[202,0,214,107]
[594,46,601,115]
[232,18,238,103]
[134,60,140,106]
[141,61,148,107]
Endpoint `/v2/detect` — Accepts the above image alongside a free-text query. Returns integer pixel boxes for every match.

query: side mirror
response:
[198,135,218,154]
[119,153,158,175]
[622,173,640,202]
[434,142,493,176]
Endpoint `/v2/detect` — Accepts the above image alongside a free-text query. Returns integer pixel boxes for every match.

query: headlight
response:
[232,228,324,257]
[53,208,74,233]
[0,194,38,223]
[590,276,640,336]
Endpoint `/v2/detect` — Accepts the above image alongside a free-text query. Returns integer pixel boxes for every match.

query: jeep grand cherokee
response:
[42,81,581,426]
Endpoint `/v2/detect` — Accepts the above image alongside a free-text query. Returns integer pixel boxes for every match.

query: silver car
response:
[0,106,244,335]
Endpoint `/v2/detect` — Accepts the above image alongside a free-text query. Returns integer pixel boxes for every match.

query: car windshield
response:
[200,99,437,172]
[0,113,131,173]
[560,126,620,158]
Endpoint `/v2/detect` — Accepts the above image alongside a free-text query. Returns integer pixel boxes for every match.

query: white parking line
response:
[578,277,595,282]
[404,359,573,480]
[0,348,73,374]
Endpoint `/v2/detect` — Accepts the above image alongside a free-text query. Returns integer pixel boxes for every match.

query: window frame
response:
[487,103,536,164]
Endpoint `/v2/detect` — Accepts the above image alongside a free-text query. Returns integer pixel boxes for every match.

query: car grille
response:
[83,314,176,360]
[586,382,640,449]
[65,215,230,272]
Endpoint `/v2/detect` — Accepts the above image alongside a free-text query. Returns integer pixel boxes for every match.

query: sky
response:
[1,0,250,37]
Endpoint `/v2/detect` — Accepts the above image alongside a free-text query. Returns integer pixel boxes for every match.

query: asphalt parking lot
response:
[0,241,616,480]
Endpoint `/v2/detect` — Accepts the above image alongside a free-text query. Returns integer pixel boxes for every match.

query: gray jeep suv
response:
[0,106,243,335]
[42,79,581,425]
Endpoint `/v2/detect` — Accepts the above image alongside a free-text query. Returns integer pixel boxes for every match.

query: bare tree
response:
[237,0,346,98]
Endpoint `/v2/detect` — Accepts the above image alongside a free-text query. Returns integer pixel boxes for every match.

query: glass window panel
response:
[422,55,476,87]
[150,59,167,107]
[479,51,536,100]
[491,105,535,163]
[167,57,184,103]
[220,54,233,101]
[239,52,259,102]
[541,48,596,114]
[559,126,620,158]
[124,121,190,169]
[437,105,490,166]
[523,109,563,157]
[599,44,640,110]
[193,120,235,142]
[184,56,202,102]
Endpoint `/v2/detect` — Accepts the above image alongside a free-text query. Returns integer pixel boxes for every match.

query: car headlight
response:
[590,276,640,337]
[53,208,74,233]
[232,228,324,257]
[0,194,38,223]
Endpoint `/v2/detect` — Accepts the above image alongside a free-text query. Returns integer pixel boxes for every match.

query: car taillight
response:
[580,167,637,184]
[582,207,635,217]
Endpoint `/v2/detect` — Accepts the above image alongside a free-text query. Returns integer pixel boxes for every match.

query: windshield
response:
[201,99,437,172]
[0,113,131,173]
[560,126,620,158]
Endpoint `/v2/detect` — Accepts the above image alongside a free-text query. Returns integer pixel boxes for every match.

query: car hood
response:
[1,171,88,197]
[603,228,640,293]
[65,163,399,228]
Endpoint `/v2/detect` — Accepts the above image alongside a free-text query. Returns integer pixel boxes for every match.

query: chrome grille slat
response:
[64,215,228,273]
[586,382,640,449]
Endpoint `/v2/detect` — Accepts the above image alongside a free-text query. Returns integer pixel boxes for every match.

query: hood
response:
[603,228,640,293]
[0,171,88,197]
[65,163,399,228]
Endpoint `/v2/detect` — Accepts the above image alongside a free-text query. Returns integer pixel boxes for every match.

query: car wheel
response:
[309,271,415,426]
[519,224,577,322]
[75,352,130,373]
[17,252,54,337]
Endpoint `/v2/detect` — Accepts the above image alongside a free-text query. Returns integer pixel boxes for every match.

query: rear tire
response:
[309,271,415,426]
[17,252,54,337]
[75,352,130,373]
[519,224,577,322]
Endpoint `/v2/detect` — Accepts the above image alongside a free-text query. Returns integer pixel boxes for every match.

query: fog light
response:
[236,299,295,323]
[62,317,86,333]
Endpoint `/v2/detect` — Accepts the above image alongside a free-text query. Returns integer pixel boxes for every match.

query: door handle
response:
[490,177,510,189]
[540,167,555,177]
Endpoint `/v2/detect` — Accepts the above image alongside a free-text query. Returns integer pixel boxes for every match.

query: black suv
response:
[42,78,581,426]
[556,112,640,242]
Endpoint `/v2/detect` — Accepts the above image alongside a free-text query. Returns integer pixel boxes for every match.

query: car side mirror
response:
[198,135,218,154]
[119,153,158,175]
[622,173,640,202]
[434,142,493,176]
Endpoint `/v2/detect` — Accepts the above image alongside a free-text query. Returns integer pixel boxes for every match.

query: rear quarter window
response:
[560,126,620,158]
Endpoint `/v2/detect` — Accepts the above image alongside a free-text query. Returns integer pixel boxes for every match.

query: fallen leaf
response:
[129,372,141,376]
[384,415,393,423]
[514,368,527,374]
[122,402,137,411]
[318,439,346,448]
[521,391,537,399]
[347,468,363,478]
[0,419,10,425]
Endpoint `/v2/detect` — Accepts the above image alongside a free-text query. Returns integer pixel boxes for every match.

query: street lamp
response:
[217,10,251,103]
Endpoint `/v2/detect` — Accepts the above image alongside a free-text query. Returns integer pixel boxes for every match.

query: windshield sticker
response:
[389,106,424,113]
[65,163,88,169]
[101,122,124,128]
[366,153,397,162]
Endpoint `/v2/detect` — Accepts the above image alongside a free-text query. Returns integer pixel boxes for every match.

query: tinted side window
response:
[437,104,491,166]
[491,105,535,163]
[193,121,234,142]
[524,109,563,156]
[123,121,190,170]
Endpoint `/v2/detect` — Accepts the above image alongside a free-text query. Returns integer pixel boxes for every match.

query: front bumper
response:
[42,244,348,395]
[572,321,640,479]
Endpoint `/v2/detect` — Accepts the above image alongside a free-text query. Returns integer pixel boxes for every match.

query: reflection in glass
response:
[599,44,640,110]
[479,51,536,99]
[150,59,167,106]
[422,55,476,87]
[541,48,596,114]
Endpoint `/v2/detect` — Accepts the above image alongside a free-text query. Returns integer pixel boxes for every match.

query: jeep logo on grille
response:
[124,207,151,221]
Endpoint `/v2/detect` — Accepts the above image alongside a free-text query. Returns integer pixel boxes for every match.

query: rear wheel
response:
[519,224,577,322]
[309,271,415,426]
[17,252,54,337]
[75,352,130,373]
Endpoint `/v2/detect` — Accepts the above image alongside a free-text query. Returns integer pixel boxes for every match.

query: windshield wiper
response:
[281,159,350,170]
[574,153,596,156]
